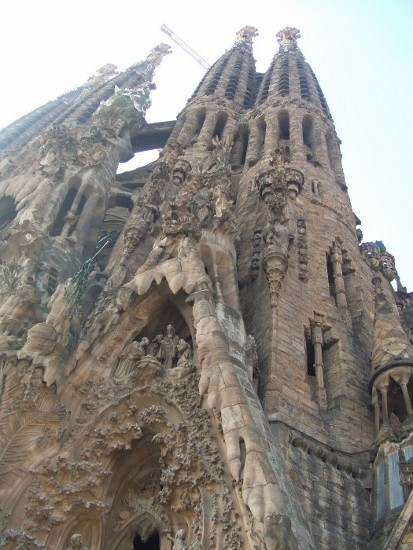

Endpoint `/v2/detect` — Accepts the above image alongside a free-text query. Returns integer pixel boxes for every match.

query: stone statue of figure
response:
[147,334,163,358]
[113,337,149,381]
[65,533,89,550]
[157,324,179,369]
[172,529,188,550]
[246,334,258,381]
[176,339,193,369]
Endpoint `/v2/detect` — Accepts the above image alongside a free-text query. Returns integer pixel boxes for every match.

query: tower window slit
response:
[278,111,290,141]
[206,56,230,95]
[213,113,228,142]
[0,196,17,231]
[302,115,314,161]
[49,187,77,236]
[305,328,316,376]
[326,252,336,301]
[278,58,290,96]
[194,110,206,138]
[326,133,335,170]
[310,68,330,116]
[67,194,87,237]
[231,124,249,166]
[257,118,266,155]
[259,58,276,103]
[302,116,313,148]
[297,58,311,100]
[243,66,255,107]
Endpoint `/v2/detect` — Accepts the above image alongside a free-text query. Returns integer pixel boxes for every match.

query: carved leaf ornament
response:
[0,366,66,487]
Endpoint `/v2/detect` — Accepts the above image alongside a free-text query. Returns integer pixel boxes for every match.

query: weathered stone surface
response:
[0,26,411,550]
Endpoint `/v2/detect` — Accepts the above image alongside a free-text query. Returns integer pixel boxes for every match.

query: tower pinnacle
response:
[276,27,301,50]
[236,25,259,45]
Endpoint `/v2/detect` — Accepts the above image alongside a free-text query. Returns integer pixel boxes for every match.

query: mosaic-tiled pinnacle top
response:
[236,26,259,45]
[276,27,301,51]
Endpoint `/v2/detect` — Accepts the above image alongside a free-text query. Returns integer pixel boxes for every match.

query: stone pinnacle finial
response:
[236,26,259,45]
[146,43,172,67]
[276,27,301,50]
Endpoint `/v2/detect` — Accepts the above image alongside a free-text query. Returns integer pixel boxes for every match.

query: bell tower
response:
[0,25,412,550]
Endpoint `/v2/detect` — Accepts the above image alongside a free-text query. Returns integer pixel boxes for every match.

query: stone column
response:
[74,194,102,254]
[379,385,389,426]
[264,112,279,153]
[177,111,199,147]
[246,119,261,164]
[311,313,327,409]
[372,387,381,434]
[196,112,218,150]
[61,189,84,238]
[222,117,237,147]
[289,111,305,164]
[332,240,347,308]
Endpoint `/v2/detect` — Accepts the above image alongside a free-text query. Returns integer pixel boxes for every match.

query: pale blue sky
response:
[1,0,412,288]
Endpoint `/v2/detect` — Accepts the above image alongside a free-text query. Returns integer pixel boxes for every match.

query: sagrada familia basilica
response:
[0,25,412,549]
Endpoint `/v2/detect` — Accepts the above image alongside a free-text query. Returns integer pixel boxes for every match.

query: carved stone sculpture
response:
[113,337,149,382]
[157,324,179,369]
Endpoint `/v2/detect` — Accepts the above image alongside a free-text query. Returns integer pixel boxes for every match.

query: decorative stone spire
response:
[371,277,413,374]
[370,277,413,438]
[145,43,172,67]
[236,26,259,45]
[276,27,301,51]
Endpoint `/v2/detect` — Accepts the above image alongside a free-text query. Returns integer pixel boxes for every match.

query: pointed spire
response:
[371,277,413,373]
[145,43,172,67]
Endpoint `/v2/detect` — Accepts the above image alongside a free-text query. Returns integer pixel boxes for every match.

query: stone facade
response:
[0,27,412,549]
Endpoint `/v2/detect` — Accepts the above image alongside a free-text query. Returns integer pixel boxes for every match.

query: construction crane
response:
[161,24,211,70]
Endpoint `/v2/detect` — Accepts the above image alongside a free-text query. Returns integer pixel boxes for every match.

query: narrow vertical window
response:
[194,110,206,139]
[213,112,228,141]
[297,58,310,100]
[278,111,290,141]
[231,125,249,166]
[50,188,77,236]
[243,66,255,108]
[302,115,314,161]
[257,118,266,156]
[326,252,336,301]
[326,133,335,170]
[258,58,276,104]
[0,197,17,231]
[225,54,243,100]
[278,57,290,96]
[67,194,87,236]
[206,57,230,95]
[305,328,315,376]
